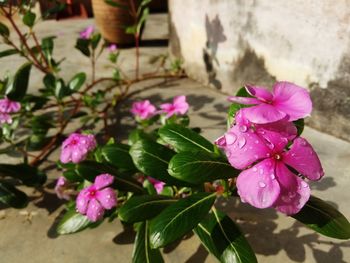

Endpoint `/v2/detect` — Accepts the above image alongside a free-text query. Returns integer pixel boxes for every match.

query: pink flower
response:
[79,25,94,39]
[148,177,165,194]
[76,174,117,222]
[55,176,71,200]
[228,82,312,124]
[215,111,324,215]
[131,100,156,120]
[160,95,189,118]
[108,44,117,52]
[0,98,21,124]
[60,133,96,163]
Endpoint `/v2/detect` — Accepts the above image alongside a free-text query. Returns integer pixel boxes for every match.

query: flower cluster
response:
[130,95,189,121]
[216,82,324,215]
[0,98,21,124]
[76,174,117,222]
[60,133,96,164]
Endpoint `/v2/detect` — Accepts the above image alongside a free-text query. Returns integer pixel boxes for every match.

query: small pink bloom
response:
[60,133,96,164]
[0,98,21,124]
[76,174,117,222]
[79,25,94,39]
[160,95,189,118]
[108,44,117,52]
[148,177,165,194]
[131,100,156,120]
[55,176,71,200]
[228,82,312,124]
[215,111,324,215]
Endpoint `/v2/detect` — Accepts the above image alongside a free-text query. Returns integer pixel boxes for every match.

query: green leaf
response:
[101,143,137,171]
[0,181,28,208]
[56,209,92,234]
[129,139,186,185]
[74,161,145,194]
[0,163,47,186]
[22,11,36,27]
[194,209,257,263]
[293,118,304,136]
[42,2,66,18]
[168,152,238,184]
[119,195,176,223]
[132,221,164,263]
[227,87,251,128]
[149,193,216,248]
[91,33,101,49]
[136,7,149,34]
[75,38,90,57]
[158,124,214,153]
[41,36,55,59]
[0,49,19,58]
[6,62,32,101]
[0,22,10,37]
[68,72,86,92]
[292,195,350,239]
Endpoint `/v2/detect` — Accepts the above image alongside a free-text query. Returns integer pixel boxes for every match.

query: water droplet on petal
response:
[225,133,237,145]
[258,181,266,188]
[259,169,264,175]
[301,181,308,188]
[300,140,307,146]
[266,153,271,157]
[252,167,258,172]
[238,136,246,149]
[254,154,259,159]
[270,173,275,180]
[291,153,296,157]
[239,125,248,133]
[255,140,259,144]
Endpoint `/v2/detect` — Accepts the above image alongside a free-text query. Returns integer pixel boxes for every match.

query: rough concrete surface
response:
[168,0,350,142]
[0,13,349,263]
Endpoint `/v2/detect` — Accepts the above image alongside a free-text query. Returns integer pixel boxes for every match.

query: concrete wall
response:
[169,0,350,141]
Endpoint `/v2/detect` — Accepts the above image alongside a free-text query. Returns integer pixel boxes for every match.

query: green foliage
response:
[149,193,216,248]
[6,62,32,101]
[22,11,36,28]
[194,209,257,263]
[292,195,350,239]
[0,163,46,186]
[0,180,28,208]
[56,208,94,234]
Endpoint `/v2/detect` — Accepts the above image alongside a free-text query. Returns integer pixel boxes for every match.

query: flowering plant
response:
[55,88,350,262]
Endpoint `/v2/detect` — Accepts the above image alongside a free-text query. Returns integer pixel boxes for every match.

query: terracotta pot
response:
[92,0,136,44]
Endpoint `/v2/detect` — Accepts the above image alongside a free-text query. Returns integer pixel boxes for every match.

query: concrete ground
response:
[0,13,349,263]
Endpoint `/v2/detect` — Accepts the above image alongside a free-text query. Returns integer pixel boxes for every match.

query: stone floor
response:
[0,13,349,263]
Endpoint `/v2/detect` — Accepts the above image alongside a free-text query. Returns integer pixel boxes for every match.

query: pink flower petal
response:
[245,85,273,101]
[218,125,271,169]
[96,187,117,209]
[237,159,281,208]
[60,148,72,163]
[0,112,12,124]
[273,162,310,215]
[282,137,324,181]
[240,103,287,124]
[227,96,261,105]
[86,198,104,222]
[76,188,90,214]
[94,173,114,190]
[272,81,312,121]
[148,177,165,194]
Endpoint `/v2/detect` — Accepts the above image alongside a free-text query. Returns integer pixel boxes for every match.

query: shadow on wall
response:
[203,14,227,90]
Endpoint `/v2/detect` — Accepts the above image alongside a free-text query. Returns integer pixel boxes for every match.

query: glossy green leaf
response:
[168,152,238,184]
[194,209,257,263]
[22,11,36,27]
[0,163,47,186]
[132,221,164,263]
[129,139,186,185]
[158,124,214,153]
[0,49,19,58]
[6,62,32,101]
[0,181,28,208]
[41,36,55,59]
[91,33,101,49]
[101,143,137,171]
[292,195,350,239]
[75,38,90,57]
[119,195,176,223]
[0,22,10,37]
[68,72,86,91]
[149,193,216,248]
[56,209,92,234]
[227,87,251,128]
[293,118,304,136]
